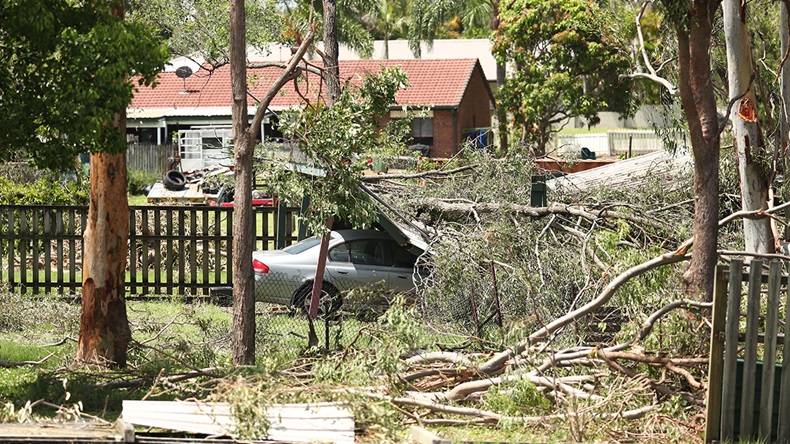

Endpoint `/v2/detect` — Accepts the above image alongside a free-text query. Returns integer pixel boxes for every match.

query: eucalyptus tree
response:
[0,0,167,366]
[722,0,773,254]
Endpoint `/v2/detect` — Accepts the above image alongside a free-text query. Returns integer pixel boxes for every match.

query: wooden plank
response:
[720,259,743,440]
[740,259,764,438]
[154,207,161,294]
[56,210,63,292]
[214,210,222,285]
[19,208,27,289]
[410,426,451,444]
[0,422,129,441]
[141,208,149,295]
[190,208,197,295]
[226,210,232,282]
[298,195,310,241]
[759,260,782,439]
[202,208,209,295]
[129,209,137,295]
[778,265,790,443]
[276,200,286,249]
[68,210,75,290]
[179,210,186,295]
[43,210,51,291]
[166,208,174,295]
[6,210,13,286]
[31,207,38,294]
[705,265,728,443]
[122,400,354,443]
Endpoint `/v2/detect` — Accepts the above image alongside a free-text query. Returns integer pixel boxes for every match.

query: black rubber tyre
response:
[291,282,342,321]
[163,170,187,191]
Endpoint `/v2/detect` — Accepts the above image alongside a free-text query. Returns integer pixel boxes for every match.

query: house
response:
[128,58,494,168]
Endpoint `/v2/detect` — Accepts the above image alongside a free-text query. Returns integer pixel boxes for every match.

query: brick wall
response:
[431,64,493,158]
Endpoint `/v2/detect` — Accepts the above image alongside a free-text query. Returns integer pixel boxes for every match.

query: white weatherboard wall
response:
[122,400,354,443]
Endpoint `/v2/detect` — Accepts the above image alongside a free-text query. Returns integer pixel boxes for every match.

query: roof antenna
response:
[175,66,193,94]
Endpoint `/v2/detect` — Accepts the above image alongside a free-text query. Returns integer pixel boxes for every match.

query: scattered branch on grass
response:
[599,352,706,389]
[361,164,478,182]
[597,349,702,406]
[40,337,76,347]
[405,351,473,367]
[0,351,56,368]
[639,299,712,341]
[95,367,220,390]
[417,198,665,231]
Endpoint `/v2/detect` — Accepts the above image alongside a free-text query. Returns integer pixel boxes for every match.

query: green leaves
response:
[493,0,634,155]
[0,0,168,171]
[262,67,410,234]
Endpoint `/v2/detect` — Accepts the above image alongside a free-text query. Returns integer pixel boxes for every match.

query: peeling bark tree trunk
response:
[77,3,131,368]
[723,0,773,254]
[77,150,131,367]
[675,0,722,301]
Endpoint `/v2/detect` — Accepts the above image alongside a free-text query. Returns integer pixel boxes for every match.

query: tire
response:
[291,282,342,321]
[163,170,187,191]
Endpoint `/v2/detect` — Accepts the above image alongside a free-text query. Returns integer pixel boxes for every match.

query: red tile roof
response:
[130,59,482,111]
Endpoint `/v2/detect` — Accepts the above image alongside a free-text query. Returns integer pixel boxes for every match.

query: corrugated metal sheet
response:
[545,149,693,193]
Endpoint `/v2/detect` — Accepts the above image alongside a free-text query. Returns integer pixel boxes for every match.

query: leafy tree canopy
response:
[0,0,167,171]
[129,0,280,65]
[262,67,410,233]
[492,0,634,155]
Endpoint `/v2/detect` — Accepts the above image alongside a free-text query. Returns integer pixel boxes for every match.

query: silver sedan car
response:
[252,229,422,316]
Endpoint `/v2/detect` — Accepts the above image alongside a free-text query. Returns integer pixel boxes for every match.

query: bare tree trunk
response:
[323,0,340,103]
[723,0,773,254]
[230,0,255,365]
[77,4,131,368]
[78,149,131,367]
[675,0,722,301]
[781,0,790,241]
[306,0,340,346]
[490,1,508,154]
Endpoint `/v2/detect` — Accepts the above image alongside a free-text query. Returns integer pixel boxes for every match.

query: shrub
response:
[0,170,88,205]
[128,170,160,195]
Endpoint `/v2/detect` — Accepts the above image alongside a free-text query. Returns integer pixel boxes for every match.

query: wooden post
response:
[740,260,764,438]
[705,265,728,443]
[721,259,743,440]
[759,261,782,439]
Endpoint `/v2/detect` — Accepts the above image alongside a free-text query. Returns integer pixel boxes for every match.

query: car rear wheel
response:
[291,282,342,320]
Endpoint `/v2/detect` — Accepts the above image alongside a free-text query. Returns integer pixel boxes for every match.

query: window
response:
[411,118,434,146]
[328,243,350,262]
[348,240,386,266]
[389,241,417,268]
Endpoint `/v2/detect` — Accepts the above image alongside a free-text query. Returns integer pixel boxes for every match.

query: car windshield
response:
[281,237,322,254]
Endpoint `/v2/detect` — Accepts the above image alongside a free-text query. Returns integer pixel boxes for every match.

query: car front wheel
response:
[291,282,342,320]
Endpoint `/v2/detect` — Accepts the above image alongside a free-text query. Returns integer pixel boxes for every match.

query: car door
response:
[386,241,418,293]
[326,239,389,291]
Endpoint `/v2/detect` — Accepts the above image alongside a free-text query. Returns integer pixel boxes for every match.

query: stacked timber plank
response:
[122,400,355,443]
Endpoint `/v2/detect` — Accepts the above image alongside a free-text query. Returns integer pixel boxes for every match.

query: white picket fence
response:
[553,129,685,157]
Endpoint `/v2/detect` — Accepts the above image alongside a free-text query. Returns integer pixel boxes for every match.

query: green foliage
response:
[0,172,89,205]
[492,0,634,155]
[263,67,411,234]
[127,170,159,195]
[129,0,279,63]
[483,377,550,416]
[0,0,168,171]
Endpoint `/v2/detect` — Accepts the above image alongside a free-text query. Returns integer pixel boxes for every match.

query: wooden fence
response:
[706,259,790,443]
[127,143,176,174]
[0,204,302,296]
